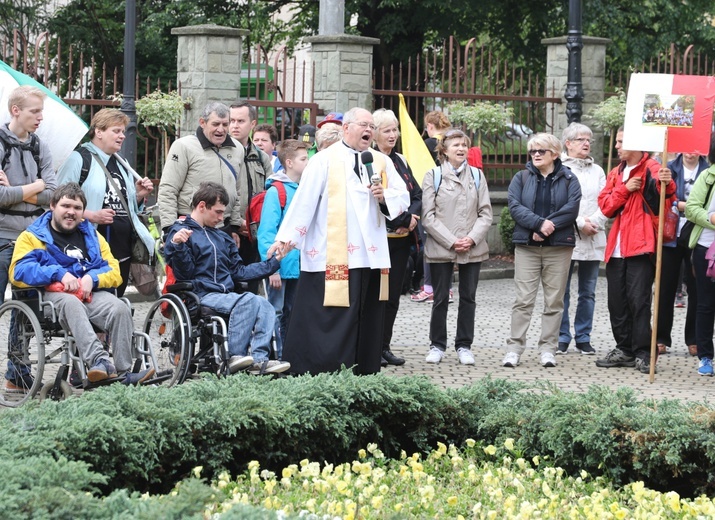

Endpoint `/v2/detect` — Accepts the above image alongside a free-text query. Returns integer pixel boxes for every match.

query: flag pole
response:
[649,130,668,383]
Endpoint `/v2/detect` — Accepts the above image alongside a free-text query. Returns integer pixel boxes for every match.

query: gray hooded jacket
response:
[0,124,57,240]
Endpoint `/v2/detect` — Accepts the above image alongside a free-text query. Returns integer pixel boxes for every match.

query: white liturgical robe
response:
[275,141,409,271]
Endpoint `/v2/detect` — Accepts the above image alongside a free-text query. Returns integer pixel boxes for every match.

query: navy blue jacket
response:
[164,216,279,298]
[508,159,581,247]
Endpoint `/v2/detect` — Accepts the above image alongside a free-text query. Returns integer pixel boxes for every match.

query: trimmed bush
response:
[2,372,715,516]
[498,206,515,254]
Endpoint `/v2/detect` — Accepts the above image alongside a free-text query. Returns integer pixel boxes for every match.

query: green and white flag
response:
[0,59,88,170]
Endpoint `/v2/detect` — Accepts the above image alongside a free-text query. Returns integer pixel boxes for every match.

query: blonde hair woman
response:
[503,133,581,369]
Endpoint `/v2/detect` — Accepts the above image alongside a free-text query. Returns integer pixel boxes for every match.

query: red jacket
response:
[598,153,676,261]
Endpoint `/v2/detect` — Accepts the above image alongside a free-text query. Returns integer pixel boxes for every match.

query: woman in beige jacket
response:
[421,128,493,365]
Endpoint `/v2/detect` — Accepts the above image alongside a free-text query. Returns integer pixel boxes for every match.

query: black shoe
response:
[576,342,596,355]
[595,348,636,368]
[382,350,405,366]
[557,342,569,355]
[635,357,657,374]
[380,356,388,368]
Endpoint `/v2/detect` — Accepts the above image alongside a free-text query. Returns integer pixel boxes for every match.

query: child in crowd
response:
[257,140,309,358]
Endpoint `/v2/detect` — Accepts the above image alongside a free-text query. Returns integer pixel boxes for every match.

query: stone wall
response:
[172,24,248,136]
[542,36,611,162]
[306,34,380,114]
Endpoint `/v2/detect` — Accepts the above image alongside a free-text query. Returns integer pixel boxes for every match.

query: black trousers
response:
[238,238,260,294]
[430,261,481,351]
[656,244,696,347]
[382,237,411,351]
[692,245,715,359]
[606,255,654,359]
[283,269,385,375]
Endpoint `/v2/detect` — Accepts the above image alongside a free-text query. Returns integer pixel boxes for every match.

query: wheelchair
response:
[143,282,234,385]
[0,288,170,407]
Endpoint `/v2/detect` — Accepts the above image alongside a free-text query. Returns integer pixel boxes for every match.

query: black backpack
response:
[75,146,92,186]
[0,132,42,178]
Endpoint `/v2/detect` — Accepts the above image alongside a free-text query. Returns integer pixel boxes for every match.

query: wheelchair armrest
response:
[235,282,248,293]
[166,282,194,293]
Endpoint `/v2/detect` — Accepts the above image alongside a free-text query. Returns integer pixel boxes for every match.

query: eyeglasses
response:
[572,137,593,144]
[528,149,551,157]
[349,121,377,131]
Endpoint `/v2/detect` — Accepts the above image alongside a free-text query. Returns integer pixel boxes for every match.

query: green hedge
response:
[1,372,715,517]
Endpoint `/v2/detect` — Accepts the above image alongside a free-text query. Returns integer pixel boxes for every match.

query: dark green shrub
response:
[3,371,715,514]
[498,206,515,253]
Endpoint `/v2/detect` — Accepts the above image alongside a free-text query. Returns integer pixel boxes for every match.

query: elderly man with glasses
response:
[268,107,410,375]
[556,123,608,356]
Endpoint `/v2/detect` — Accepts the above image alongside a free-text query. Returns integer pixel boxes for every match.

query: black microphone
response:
[361,150,381,186]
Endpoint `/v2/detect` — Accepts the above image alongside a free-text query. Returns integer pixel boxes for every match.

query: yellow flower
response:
[394,503,403,512]
[437,442,448,454]
[192,466,203,478]
[371,495,383,509]
[367,443,378,454]
[532,455,540,466]
[335,480,349,494]
[484,445,497,456]
[447,496,458,506]
[665,491,681,512]
[504,438,515,451]
[465,438,476,448]
[358,449,367,459]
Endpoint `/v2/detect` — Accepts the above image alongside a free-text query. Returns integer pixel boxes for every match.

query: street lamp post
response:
[120,0,137,168]
[565,0,584,123]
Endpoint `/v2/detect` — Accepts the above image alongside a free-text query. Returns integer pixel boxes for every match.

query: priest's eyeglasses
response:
[349,121,377,131]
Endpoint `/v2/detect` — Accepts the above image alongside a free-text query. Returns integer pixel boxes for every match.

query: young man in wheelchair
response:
[164,182,290,375]
[9,182,155,388]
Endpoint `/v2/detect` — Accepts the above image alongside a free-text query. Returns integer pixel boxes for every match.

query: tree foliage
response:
[41,0,715,94]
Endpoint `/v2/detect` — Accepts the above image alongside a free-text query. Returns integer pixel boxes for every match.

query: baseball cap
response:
[297,124,316,144]
[317,112,343,128]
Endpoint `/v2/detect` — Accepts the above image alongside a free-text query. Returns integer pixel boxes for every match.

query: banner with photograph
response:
[623,73,715,155]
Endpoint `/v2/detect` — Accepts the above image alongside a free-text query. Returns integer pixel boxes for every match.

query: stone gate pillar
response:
[542,36,610,163]
[306,34,380,114]
[172,24,249,136]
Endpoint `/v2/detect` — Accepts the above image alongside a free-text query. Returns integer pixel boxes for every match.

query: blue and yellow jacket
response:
[10,211,122,290]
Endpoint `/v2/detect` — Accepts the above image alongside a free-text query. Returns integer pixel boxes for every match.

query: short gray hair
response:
[527,133,562,156]
[200,102,230,121]
[562,122,593,144]
[316,125,342,150]
[342,107,370,125]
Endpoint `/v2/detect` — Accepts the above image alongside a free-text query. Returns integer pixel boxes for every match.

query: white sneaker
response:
[249,360,291,375]
[425,346,444,364]
[541,352,557,368]
[228,355,254,373]
[457,347,475,365]
[502,352,520,367]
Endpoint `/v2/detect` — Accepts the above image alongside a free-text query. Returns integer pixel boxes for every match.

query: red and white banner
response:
[623,73,715,155]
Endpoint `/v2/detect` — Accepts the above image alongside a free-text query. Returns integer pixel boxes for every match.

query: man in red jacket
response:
[596,128,676,374]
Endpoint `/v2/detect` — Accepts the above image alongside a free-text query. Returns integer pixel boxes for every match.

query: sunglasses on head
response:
[528,149,550,157]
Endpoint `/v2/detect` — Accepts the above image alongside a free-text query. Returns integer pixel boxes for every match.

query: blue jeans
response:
[559,260,600,344]
[266,279,298,360]
[200,292,275,363]
[0,237,14,305]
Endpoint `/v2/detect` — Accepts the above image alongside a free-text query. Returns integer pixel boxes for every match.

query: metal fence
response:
[373,37,561,186]
[1,30,176,180]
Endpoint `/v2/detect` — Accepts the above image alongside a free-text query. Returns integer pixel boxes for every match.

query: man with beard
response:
[10,183,154,387]
[268,107,410,375]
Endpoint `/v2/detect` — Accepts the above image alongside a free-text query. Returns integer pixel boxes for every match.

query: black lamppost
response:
[565,0,584,123]
[120,0,137,168]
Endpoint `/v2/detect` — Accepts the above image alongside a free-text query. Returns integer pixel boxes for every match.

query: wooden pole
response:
[649,131,668,383]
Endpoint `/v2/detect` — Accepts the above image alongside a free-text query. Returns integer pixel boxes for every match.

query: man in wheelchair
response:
[9,183,155,387]
[164,182,290,375]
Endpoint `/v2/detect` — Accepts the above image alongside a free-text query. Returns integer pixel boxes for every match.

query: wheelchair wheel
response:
[143,293,191,386]
[37,380,72,402]
[0,300,45,407]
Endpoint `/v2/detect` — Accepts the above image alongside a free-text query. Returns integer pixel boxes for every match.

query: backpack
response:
[0,132,42,178]
[433,165,482,193]
[246,181,287,243]
[75,146,92,186]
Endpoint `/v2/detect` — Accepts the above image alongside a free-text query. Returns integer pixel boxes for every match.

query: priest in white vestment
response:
[269,107,409,374]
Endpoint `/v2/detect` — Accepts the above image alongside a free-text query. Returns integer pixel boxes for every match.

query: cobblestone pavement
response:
[7,272,712,404]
